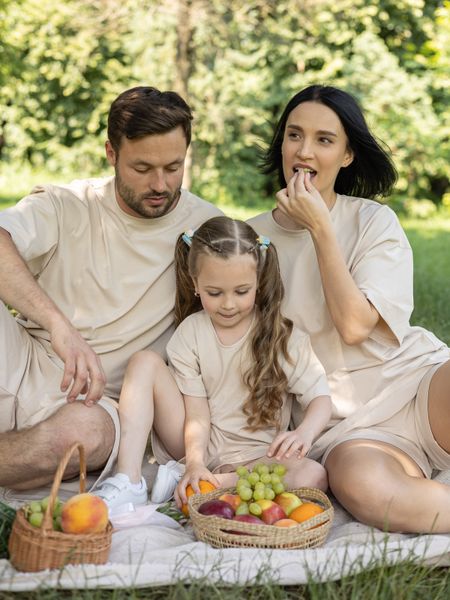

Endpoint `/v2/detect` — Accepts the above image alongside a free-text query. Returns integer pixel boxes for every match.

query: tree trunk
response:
[176,0,194,190]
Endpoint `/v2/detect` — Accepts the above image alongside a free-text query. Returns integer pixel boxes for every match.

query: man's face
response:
[106,126,187,218]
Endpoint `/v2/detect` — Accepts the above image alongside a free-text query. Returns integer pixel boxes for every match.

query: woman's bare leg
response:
[325,439,450,533]
[427,360,450,452]
[117,350,185,483]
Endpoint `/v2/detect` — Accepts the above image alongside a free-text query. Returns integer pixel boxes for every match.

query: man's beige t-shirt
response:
[248,195,450,460]
[161,310,330,470]
[0,176,222,400]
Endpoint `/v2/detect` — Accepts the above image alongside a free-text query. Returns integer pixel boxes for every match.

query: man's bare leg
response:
[0,402,115,490]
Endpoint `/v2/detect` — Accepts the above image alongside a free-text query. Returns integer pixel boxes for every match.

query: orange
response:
[289,502,324,525]
[181,480,216,517]
[273,518,298,528]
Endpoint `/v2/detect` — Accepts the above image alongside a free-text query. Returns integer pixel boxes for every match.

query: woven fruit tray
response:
[8,443,112,572]
[189,486,333,549]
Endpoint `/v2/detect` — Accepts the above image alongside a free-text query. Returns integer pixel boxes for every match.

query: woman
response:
[249,85,450,533]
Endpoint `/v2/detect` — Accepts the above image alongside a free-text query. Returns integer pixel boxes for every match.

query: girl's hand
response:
[276,170,330,231]
[175,464,220,507]
[267,428,315,461]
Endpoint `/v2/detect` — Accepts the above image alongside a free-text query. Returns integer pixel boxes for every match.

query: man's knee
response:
[41,402,115,470]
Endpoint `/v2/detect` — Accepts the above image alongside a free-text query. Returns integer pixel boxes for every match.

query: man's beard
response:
[115,171,181,218]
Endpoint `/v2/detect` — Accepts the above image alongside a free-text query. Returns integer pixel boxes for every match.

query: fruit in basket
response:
[218,493,242,511]
[181,480,217,517]
[289,501,324,524]
[235,502,250,516]
[274,491,302,516]
[232,514,262,525]
[61,493,109,534]
[273,518,298,528]
[198,499,235,519]
[23,496,64,531]
[255,499,286,525]
[235,463,287,504]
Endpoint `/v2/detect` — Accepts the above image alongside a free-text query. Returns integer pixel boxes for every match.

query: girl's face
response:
[281,101,353,203]
[194,253,258,335]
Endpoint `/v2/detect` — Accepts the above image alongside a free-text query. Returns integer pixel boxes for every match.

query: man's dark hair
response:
[107,86,193,153]
[261,85,397,199]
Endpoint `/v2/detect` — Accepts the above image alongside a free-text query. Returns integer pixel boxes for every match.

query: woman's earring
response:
[194,291,199,297]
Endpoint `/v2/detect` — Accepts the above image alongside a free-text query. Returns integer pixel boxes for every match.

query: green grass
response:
[1,561,450,599]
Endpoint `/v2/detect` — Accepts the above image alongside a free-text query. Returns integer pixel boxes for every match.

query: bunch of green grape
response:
[235,463,287,517]
[23,496,64,531]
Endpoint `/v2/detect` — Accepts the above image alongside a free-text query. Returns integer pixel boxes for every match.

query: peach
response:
[218,493,242,511]
[61,493,109,534]
[274,492,302,516]
[255,499,286,525]
[273,518,298,528]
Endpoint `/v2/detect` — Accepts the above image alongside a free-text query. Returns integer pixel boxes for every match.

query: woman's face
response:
[281,101,353,203]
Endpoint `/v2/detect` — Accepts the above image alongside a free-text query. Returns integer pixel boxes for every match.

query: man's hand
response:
[50,318,106,406]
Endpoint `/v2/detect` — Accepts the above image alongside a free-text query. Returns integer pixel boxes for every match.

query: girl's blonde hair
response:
[174,216,293,431]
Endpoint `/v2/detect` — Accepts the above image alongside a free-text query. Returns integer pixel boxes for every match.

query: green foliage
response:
[0,0,448,206]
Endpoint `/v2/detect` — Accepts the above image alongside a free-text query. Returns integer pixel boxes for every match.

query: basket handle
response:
[41,442,86,532]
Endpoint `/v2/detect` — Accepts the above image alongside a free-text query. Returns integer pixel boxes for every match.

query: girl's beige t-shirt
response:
[165,310,330,470]
[248,195,450,460]
[0,176,222,399]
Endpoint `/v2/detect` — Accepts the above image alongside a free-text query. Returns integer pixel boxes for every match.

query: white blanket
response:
[1,473,450,590]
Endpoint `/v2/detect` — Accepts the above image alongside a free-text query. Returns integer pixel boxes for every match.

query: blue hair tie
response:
[182,229,196,247]
[256,235,270,250]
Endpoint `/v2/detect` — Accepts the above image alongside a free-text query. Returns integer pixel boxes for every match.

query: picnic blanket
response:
[1,465,450,590]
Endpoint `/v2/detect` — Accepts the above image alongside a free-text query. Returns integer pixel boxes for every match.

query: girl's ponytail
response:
[174,233,202,325]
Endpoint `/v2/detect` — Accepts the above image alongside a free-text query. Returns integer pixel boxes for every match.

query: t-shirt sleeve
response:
[351,205,413,345]
[286,328,330,408]
[0,187,59,275]
[166,318,207,397]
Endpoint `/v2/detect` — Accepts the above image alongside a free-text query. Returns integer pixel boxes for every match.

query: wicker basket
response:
[189,486,333,549]
[8,442,112,572]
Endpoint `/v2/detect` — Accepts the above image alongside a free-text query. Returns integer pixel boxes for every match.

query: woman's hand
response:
[276,169,331,232]
[267,426,315,461]
[175,463,220,507]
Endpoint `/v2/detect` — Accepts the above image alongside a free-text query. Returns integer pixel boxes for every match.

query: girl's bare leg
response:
[325,439,450,533]
[116,350,185,483]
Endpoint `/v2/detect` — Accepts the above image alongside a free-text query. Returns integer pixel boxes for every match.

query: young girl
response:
[248,84,450,533]
[93,216,331,512]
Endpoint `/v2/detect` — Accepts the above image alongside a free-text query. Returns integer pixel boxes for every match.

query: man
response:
[0,86,221,490]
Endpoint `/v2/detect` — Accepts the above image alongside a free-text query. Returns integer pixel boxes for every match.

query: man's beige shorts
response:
[0,303,120,484]
[321,362,450,478]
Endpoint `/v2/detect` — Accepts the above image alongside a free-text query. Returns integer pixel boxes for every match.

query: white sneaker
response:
[93,473,148,512]
[150,460,185,503]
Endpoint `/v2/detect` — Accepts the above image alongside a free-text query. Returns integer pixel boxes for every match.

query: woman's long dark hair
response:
[261,85,397,199]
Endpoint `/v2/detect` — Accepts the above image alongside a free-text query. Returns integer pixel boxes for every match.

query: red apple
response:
[224,513,263,535]
[232,514,262,525]
[198,499,234,519]
[218,493,242,511]
[256,499,287,525]
[274,492,302,516]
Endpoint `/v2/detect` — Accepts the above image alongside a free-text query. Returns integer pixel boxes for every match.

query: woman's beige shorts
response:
[321,362,450,478]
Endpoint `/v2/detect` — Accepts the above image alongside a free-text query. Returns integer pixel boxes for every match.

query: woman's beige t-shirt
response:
[248,195,450,460]
[0,176,222,400]
[164,310,330,470]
